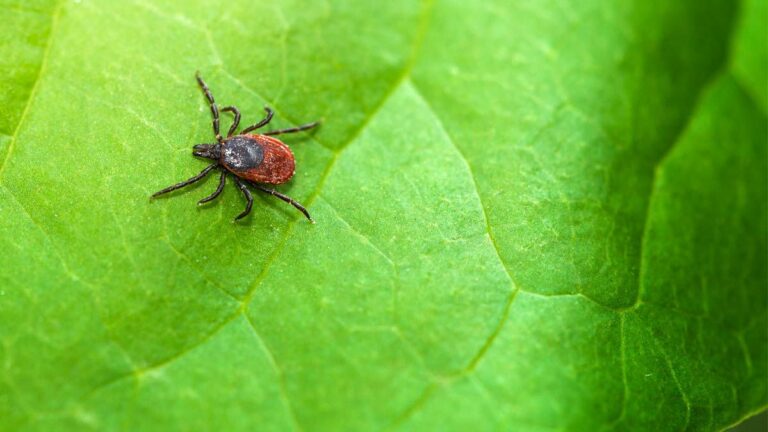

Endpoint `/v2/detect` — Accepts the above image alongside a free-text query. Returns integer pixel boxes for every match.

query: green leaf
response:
[1,0,765,430]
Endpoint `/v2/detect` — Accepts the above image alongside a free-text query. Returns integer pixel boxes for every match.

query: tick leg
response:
[221,106,241,137]
[264,121,320,137]
[151,163,218,198]
[198,169,227,205]
[240,106,274,134]
[251,183,314,222]
[195,72,222,142]
[233,177,254,221]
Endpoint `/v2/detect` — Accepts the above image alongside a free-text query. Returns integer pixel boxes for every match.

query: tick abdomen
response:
[221,134,295,184]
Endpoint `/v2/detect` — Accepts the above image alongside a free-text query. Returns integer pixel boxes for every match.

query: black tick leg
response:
[198,169,227,205]
[233,177,253,221]
[240,106,275,134]
[195,72,222,142]
[221,106,241,137]
[251,182,314,223]
[151,163,218,198]
[264,120,320,137]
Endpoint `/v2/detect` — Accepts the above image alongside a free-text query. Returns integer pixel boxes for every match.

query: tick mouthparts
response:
[192,144,208,157]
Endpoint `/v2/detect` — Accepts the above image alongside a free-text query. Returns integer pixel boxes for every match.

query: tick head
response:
[193,144,220,160]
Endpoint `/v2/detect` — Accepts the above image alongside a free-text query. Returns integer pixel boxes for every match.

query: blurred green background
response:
[1,0,766,430]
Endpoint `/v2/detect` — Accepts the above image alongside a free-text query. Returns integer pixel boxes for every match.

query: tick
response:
[151,73,319,222]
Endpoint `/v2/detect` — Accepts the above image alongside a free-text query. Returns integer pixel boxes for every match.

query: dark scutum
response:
[222,136,264,171]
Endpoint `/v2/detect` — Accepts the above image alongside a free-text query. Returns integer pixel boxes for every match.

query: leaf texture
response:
[0,0,765,430]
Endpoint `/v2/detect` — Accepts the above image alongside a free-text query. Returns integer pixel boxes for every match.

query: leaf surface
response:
[0,0,765,430]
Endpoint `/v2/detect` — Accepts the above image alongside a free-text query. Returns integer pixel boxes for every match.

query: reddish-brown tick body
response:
[152,73,319,222]
[220,134,295,185]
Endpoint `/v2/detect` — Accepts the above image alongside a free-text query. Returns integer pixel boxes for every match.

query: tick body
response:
[152,73,319,222]
[205,134,295,184]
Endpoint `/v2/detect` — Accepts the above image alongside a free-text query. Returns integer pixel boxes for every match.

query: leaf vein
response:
[389,81,520,426]
[243,314,303,432]
[0,184,80,284]
[161,237,239,302]
[645,323,692,430]
[320,196,395,267]
[409,81,518,365]
[634,67,731,307]
[0,0,63,178]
